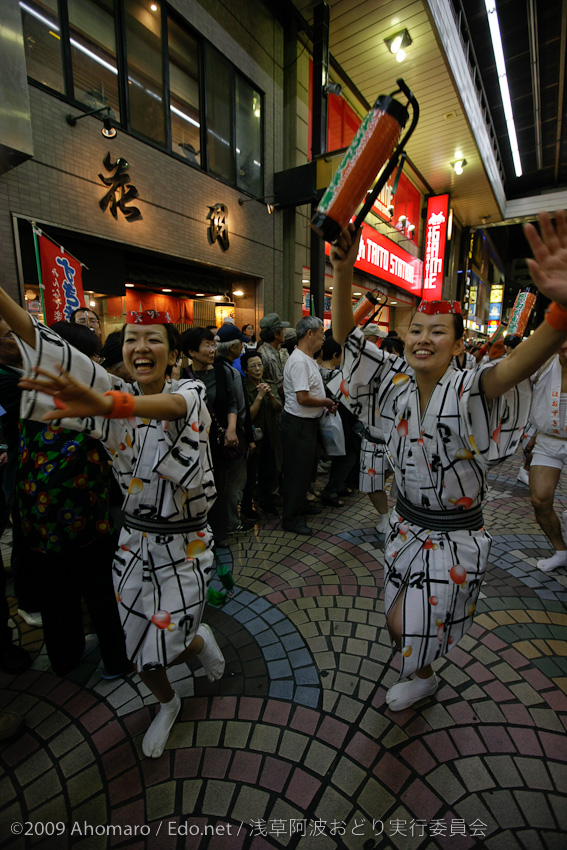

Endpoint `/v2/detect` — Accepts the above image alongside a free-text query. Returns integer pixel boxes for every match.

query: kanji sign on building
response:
[423,194,450,298]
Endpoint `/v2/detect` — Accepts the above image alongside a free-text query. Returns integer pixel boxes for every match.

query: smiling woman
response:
[328,214,567,712]
[0,290,226,759]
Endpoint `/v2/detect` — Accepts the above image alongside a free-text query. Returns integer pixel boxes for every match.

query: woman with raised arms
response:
[329,211,567,711]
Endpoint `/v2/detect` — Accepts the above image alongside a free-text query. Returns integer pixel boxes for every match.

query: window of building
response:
[68,0,121,122]
[20,0,263,194]
[204,47,234,183]
[235,77,263,196]
[168,16,200,166]
[124,0,166,146]
[20,0,65,94]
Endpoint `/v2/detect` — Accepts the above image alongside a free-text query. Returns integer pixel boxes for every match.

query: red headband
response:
[417,300,462,315]
[126,310,173,325]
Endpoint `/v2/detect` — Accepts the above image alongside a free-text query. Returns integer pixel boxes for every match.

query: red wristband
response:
[103,391,136,419]
[544,301,567,332]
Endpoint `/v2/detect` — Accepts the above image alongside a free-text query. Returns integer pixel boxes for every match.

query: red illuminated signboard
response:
[423,194,449,299]
[324,222,423,297]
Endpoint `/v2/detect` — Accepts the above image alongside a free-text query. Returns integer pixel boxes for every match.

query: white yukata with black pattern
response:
[335,328,531,679]
[18,319,216,670]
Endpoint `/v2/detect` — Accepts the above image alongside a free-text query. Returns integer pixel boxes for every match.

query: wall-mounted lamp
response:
[66,106,117,139]
[323,81,342,96]
[238,195,277,214]
[233,290,245,297]
[451,158,467,175]
[387,204,394,218]
[384,29,412,62]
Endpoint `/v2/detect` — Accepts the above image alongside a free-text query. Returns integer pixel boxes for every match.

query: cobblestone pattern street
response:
[1,452,566,850]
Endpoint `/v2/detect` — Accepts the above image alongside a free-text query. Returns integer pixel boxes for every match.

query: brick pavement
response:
[0,452,566,850]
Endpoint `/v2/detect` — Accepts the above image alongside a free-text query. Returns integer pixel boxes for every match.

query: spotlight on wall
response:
[233,290,245,297]
[323,81,342,96]
[238,195,277,214]
[451,158,467,175]
[66,106,117,139]
[384,29,412,62]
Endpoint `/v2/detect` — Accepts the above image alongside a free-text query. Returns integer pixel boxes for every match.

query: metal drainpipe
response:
[309,1,329,321]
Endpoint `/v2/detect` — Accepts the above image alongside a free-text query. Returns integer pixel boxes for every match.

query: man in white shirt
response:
[281,316,337,534]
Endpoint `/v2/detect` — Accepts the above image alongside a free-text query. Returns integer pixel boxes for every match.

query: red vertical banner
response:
[422,194,450,300]
[37,234,85,325]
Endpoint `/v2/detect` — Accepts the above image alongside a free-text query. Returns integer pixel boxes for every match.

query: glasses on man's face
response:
[202,343,217,351]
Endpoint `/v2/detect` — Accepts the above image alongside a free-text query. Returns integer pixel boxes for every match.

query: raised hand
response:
[329,222,362,272]
[18,367,112,421]
[524,210,567,307]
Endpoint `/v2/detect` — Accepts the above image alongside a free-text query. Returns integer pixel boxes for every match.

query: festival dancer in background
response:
[329,211,567,712]
[0,294,225,758]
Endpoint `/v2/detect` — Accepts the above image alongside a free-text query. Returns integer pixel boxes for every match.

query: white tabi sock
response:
[386,673,438,712]
[375,513,389,535]
[142,691,181,758]
[196,623,225,682]
[536,550,567,572]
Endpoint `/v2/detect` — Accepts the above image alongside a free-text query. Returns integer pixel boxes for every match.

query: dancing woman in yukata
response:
[329,211,567,712]
[0,295,225,758]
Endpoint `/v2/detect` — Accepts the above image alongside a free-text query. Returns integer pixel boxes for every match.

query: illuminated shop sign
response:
[423,194,450,297]
[490,285,504,303]
[489,303,502,320]
[324,221,424,298]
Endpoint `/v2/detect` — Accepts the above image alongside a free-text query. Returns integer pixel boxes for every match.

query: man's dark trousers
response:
[281,411,319,528]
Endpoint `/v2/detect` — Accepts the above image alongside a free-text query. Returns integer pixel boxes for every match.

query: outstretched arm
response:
[0,286,36,347]
[19,367,188,421]
[483,211,567,400]
[330,224,362,344]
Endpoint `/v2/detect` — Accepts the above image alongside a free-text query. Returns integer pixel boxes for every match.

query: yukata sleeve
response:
[459,362,531,468]
[154,380,216,504]
[16,317,128,444]
[327,327,410,427]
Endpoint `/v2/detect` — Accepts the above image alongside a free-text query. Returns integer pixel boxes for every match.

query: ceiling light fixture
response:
[451,158,467,175]
[162,288,172,292]
[484,0,522,176]
[384,29,412,63]
[125,283,134,288]
[66,105,117,138]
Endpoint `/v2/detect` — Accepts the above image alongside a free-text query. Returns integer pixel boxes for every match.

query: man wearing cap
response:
[360,323,387,345]
[215,324,255,533]
[259,313,290,394]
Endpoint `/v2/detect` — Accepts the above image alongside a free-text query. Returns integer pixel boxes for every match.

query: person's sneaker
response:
[80,634,99,660]
[0,709,24,741]
[536,550,567,572]
[517,467,530,486]
[17,609,43,627]
[230,522,254,535]
[100,661,134,680]
[0,644,32,675]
